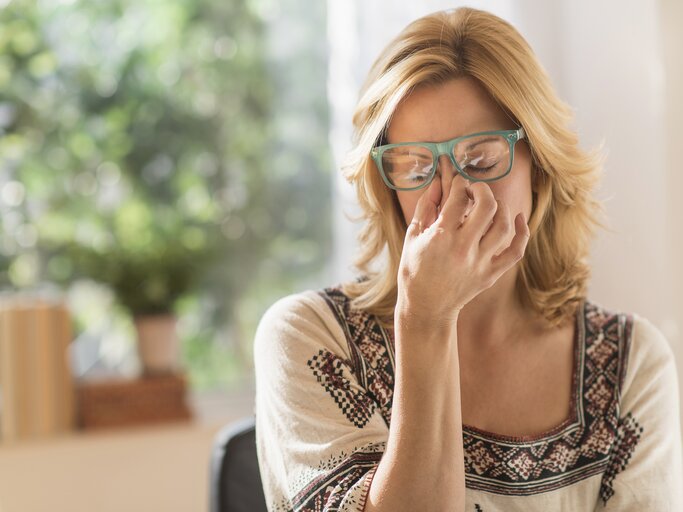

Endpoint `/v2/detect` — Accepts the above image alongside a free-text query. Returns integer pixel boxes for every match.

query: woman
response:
[254,7,683,511]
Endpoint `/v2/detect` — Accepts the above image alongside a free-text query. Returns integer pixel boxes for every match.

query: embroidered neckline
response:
[314,285,634,496]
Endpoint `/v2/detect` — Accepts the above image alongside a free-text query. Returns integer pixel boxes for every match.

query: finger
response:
[479,200,513,256]
[458,181,498,240]
[407,177,442,237]
[489,212,530,275]
[436,177,474,230]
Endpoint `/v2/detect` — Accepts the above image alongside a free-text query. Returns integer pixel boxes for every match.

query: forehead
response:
[387,76,512,144]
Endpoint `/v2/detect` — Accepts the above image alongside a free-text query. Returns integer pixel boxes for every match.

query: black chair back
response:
[209,416,268,512]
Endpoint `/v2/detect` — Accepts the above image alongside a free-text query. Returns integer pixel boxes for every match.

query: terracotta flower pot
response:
[133,313,181,376]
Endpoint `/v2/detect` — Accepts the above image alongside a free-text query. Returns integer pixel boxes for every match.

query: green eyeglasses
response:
[370,127,526,191]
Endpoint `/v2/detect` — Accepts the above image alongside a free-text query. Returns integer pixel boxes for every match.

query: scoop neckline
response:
[459,299,586,444]
[380,299,586,445]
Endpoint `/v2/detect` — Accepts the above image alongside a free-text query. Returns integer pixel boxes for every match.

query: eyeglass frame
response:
[370,127,526,192]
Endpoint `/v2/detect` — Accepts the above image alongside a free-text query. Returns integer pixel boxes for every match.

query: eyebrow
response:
[464,136,499,150]
[390,147,432,156]
[387,135,501,149]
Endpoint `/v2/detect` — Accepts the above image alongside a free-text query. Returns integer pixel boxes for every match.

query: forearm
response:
[364,322,466,512]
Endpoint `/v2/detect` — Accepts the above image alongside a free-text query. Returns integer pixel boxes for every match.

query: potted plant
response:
[44,200,224,376]
[64,238,221,375]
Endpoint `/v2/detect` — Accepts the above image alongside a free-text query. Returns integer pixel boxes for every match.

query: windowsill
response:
[0,384,256,512]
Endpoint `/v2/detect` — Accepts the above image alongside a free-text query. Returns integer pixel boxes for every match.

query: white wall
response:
[327,0,683,426]
[662,0,683,430]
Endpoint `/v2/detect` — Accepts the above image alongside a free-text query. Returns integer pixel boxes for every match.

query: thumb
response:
[407,177,441,237]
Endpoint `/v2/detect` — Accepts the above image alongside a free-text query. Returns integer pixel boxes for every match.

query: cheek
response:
[395,190,422,223]
[489,166,533,214]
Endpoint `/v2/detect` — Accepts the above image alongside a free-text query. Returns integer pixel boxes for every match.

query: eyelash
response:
[464,163,496,173]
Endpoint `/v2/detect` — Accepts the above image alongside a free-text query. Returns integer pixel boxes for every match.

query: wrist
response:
[394,301,460,335]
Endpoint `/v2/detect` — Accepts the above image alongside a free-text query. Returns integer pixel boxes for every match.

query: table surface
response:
[0,387,255,512]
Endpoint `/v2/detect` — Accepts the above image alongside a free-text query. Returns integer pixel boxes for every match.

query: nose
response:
[436,154,470,206]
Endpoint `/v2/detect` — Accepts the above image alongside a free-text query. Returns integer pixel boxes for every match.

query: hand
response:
[395,177,530,333]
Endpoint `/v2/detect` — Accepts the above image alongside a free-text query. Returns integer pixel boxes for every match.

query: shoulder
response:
[624,311,677,392]
[584,299,676,398]
[629,312,674,360]
[583,299,672,358]
[257,289,328,327]
[254,285,353,361]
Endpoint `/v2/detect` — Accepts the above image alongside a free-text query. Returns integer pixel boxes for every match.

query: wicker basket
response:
[77,372,193,430]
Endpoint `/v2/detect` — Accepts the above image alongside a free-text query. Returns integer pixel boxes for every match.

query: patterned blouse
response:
[253,284,683,511]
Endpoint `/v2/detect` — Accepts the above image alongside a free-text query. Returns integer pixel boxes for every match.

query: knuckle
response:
[497,200,510,217]
[474,181,493,198]
[481,271,497,290]
[494,205,514,236]
[511,244,526,260]
[481,195,497,214]
[400,264,413,281]
[499,212,512,234]
[471,181,488,194]
[432,225,448,238]
[493,198,508,218]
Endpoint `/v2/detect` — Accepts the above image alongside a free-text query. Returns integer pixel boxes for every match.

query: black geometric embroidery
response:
[308,285,635,498]
[599,411,644,504]
[287,445,383,512]
[475,504,484,511]
[318,287,396,428]
[307,348,378,428]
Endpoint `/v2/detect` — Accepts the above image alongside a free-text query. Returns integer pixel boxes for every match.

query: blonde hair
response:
[340,7,610,330]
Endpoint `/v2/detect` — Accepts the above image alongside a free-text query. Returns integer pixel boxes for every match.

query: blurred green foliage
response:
[0,0,332,390]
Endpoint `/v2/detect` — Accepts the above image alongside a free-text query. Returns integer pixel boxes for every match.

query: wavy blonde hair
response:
[340,7,609,330]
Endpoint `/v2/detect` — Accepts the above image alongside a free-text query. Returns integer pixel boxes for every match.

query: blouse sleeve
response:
[253,291,389,512]
[595,314,683,511]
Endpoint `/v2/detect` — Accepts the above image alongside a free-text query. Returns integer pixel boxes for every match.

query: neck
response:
[456,266,537,350]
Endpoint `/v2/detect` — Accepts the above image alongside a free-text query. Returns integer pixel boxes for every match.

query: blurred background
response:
[0,0,680,510]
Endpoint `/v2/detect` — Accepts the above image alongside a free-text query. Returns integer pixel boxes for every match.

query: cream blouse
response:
[253,284,683,511]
